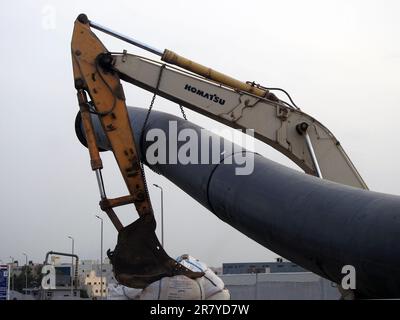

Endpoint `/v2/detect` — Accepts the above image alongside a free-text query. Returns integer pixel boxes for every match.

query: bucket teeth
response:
[108,215,204,288]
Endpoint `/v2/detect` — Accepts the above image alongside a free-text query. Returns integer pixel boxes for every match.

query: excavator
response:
[71,14,387,297]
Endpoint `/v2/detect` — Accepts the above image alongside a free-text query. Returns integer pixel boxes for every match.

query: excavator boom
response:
[112,53,367,189]
[85,16,367,189]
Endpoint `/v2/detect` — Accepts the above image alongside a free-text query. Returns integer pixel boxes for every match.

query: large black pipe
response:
[75,107,400,298]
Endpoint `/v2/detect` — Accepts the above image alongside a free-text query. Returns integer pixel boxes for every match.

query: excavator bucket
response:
[107,215,204,289]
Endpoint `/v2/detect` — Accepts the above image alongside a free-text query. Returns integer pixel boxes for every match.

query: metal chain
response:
[141,64,166,137]
[139,66,188,207]
[139,65,167,203]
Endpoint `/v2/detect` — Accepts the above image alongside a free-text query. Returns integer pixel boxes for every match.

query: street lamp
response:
[22,253,28,293]
[95,215,104,300]
[9,256,14,291]
[153,184,164,247]
[68,236,74,297]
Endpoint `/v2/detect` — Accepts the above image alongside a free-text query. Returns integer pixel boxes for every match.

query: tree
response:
[13,265,43,293]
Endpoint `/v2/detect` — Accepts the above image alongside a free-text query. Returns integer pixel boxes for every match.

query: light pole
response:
[95,215,104,300]
[153,184,164,247]
[7,263,10,300]
[68,236,74,297]
[9,256,14,291]
[22,253,28,293]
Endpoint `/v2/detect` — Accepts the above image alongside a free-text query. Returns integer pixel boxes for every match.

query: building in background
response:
[78,259,115,286]
[220,258,340,299]
[84,270,107,298]
[9,256,116,300]
[7,256,341,299]
[220,272,340,300]
[55,265,72,287]
[223,258,306,275]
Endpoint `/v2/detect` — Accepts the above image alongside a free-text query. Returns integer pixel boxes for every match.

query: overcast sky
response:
[0,0,399,267]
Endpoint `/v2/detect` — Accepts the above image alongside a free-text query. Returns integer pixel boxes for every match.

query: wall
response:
[220,272,341,300]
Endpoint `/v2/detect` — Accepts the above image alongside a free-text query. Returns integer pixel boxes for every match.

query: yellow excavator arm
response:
[71,14,202,289]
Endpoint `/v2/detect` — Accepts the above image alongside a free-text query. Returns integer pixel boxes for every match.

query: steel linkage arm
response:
[71,14,203,288]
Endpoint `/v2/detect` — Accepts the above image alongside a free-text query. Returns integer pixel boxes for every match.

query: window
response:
[88,282,91,285]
